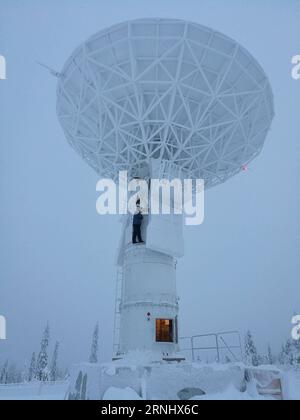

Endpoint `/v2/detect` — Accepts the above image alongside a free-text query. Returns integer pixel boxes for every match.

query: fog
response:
[0,0,299,368]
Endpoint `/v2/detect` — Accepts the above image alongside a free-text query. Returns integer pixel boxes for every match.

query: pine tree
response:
[279,345,286,365]
[36,323,50,381]
[293,339,300,365]
[285,339,294,365]
[0,360,8,384]
[50,341,59,382]
[279,339,294,366]
[244,331,259,367]
[7,363,18,384]
[28,352,36,382]
[288,338,300,366]
[21,361,28,383]
[267,344,274,365]
[89,322,99,364]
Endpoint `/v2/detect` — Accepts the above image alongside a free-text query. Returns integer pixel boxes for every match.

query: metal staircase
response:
[112,267,123,358]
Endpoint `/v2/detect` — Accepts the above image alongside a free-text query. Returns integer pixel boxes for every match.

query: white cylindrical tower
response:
[119,244,179,356]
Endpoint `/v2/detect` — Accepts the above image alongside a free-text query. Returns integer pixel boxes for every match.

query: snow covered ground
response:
[101,369,300,401]
[102,384,268,401]
[0,381,70,400]
[0,368,299,400]
[285,370,300,400]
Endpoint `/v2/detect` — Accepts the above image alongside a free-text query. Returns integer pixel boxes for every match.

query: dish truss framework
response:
[57,18,274,190]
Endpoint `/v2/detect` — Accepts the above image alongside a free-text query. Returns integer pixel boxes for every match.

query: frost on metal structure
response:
[57,19,274,359]
[57,18,274,189]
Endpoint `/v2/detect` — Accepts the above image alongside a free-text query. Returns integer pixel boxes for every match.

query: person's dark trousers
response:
[132,224,143,243]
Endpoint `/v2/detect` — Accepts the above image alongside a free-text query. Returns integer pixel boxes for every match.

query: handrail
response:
[179,330,243,363]
[218,336,238,362]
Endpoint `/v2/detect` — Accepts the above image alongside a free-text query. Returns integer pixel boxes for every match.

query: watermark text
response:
[292,55,300,80]
[96,171,204,226]
[0,315,6,340]
[0,55,6,80]
[292,315,300,340]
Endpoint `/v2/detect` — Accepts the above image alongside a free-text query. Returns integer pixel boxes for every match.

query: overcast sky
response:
[0,0,300,368]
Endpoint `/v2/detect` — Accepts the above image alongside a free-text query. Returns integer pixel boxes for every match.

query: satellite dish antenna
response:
[57,18,274,360]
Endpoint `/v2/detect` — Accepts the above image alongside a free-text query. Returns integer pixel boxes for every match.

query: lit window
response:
[156,319,173,342]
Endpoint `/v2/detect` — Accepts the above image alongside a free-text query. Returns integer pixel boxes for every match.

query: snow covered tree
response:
[89,322,99,364]
[283,339,294,366]
[267,344,274,365]
[292,339,300,365]
[0,360,8,384]
[288,339,300,366]
[50,341,59,382]
[279,345,286,366]
[36,323,50,381]
[0,361,22,384]
[7,363,20,384]
[278,338,299,366]
[244,331,259,367]
[258,354,268,366]
[28,352,36,382]
[21,361,28,383]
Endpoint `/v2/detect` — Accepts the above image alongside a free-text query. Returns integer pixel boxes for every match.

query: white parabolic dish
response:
[57,18,274,189]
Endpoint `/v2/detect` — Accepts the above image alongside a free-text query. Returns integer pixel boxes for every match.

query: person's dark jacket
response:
[133,213,143,226]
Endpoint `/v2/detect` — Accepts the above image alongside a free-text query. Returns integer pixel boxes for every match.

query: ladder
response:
[112,267,123,357]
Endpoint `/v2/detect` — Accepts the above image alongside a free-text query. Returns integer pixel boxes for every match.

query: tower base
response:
[67,357,286,400]
[118,244,180,357]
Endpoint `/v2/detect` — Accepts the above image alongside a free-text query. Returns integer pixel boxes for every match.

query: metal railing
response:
[180,330,243,363]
